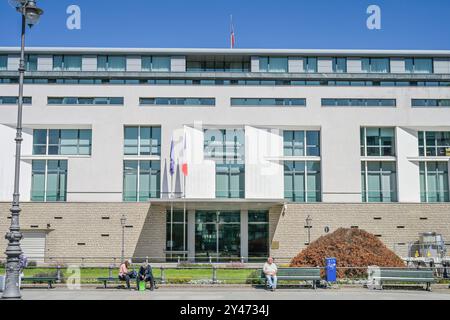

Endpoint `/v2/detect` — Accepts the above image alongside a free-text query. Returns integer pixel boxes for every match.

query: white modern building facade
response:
[0,48,449,263]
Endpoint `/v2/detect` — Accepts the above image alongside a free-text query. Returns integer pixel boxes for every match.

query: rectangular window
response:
[418,131,450,157]
[283,130,320,156]
[186,60,250,72]
[0,55,7,70]
[48,97,124,105]
[405,58,433,74]
[97,55,126,71]
[204,128,245,163]
[322,99,396,107]
[33,129,92,155]
[0,96,32,105]
[140,98,215,106]
[332,58,347,73]
[248,211,269,258]
[304,57,318,73]
[420,162,449,203]
[259,57,288,73]
[142,56,171,72]
[123,160,160,201]
[204,128,245,198]
[31,160,67,202]
[231,98,306,107]
[166,210,188,256]
[284,161,321,202]
[124,126,161,156]
[361,58,390,73]
[361,127,396,156]
[412,99,450,108]
[215,163,245,199]
[361,161,397,202]
[53,55,82,71]
[25,54,38,71]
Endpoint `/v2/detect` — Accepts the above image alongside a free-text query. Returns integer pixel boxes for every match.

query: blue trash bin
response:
[325,257,337,282]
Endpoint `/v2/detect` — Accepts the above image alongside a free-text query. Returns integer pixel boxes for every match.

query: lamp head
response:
[11,0,43,27]
[24,1,44,27]
[120,214,127,226]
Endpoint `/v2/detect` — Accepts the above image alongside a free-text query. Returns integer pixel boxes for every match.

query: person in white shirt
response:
[263,257,278,291]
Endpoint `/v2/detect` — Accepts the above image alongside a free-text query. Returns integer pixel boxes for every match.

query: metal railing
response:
[2,261,449,286]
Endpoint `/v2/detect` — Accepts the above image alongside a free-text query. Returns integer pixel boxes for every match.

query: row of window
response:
[29,127,450,203]
[32,127,447,159]
[3,77,450,88]
[30,158,448,204]
[6,96,449,108]
[47,97,124,105]
[53,55,171,72]
[0,96,32,104]
[361,161,449,203]
[0,55,441,74]
[33,129,92,156]
[139,98,215,106]
[259,57,436,74]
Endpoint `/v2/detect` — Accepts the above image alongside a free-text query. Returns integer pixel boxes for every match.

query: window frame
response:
[122,160,161,202]
[31,159,68,202]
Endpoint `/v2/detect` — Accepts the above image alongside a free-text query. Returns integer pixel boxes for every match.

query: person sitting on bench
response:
[263,257,278,291]
[136,261,155,291]
[118,259,135,289]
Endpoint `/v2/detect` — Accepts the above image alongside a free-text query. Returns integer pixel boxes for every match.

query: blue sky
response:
[0,0,449,49]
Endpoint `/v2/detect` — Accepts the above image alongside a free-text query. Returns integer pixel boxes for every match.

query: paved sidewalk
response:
[20,286,450,300]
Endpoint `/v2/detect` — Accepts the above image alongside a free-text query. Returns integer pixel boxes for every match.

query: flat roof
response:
[1,47,450,57]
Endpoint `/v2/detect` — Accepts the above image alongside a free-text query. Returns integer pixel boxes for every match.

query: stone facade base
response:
[270,203,450,260]
[1,202,449,264]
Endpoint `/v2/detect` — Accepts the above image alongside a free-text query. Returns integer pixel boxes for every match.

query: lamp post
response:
[2,0,43,300]
[120,215,127,262]
[306,215,312,245]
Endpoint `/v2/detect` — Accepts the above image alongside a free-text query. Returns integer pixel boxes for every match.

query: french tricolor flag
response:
[230,15,236,49]
[182,132,188,177]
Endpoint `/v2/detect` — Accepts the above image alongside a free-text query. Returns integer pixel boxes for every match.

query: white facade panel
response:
[347,58,362,73]
[126,55,141,72]
[82,55,97,71]
[37,55,53,71]
[171,56,186,72]
[288,57,303,73]
[317,57,333,73]
[390,58,405,73]
[184,126,215,199]
[434,58,450,74]
[250,56,259,72]
[245,126,283,199]
[7,55,19,71]
[396,127,421,202]
[0,125,32,202]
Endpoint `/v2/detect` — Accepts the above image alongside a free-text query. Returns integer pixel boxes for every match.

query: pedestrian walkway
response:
[20,286,450,300]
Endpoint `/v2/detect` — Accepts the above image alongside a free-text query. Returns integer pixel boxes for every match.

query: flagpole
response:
[230,15,233,49]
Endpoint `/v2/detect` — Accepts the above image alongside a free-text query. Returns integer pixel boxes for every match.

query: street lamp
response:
[2,0,43,300]
[120,215,127,262]
[305,215,312,245]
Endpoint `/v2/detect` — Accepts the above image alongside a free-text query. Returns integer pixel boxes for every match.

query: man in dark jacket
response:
[136,261,155,291]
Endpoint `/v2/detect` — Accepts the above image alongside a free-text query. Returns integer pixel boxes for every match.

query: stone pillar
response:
[240,210,248,262]
[187,209,195,261]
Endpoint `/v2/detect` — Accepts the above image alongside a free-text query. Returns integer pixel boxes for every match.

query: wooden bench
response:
[260,267,321,289]
[21,277,58,289]
[97,276,161,289]
[368,268,436,291]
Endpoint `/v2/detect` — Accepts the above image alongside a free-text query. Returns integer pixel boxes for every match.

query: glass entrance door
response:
[195,210,241,262]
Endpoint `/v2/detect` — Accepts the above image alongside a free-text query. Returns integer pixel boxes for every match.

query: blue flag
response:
[169,138,175,176]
